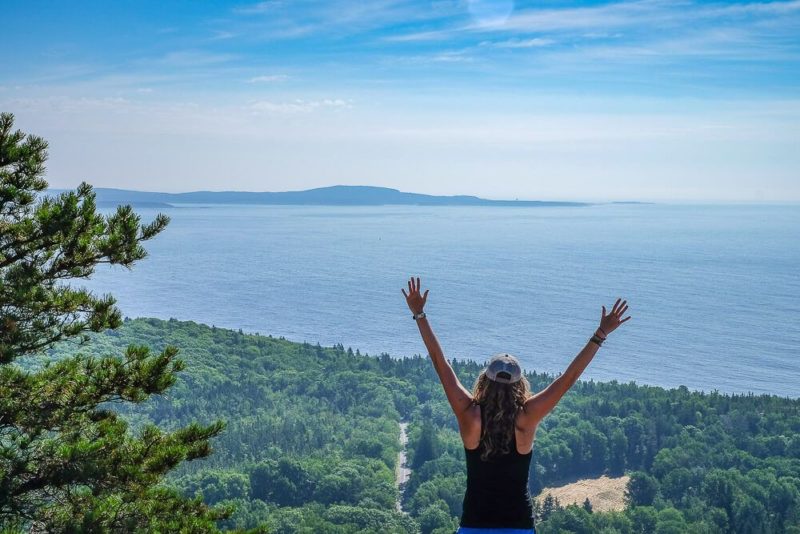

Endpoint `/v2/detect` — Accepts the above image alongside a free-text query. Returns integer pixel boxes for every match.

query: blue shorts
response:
[456,528,536,534]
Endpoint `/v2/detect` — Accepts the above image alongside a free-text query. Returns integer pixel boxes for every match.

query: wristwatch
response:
[413,312,426,320]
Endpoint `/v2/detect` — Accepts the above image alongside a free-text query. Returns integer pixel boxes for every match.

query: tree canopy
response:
[0,112,229,532]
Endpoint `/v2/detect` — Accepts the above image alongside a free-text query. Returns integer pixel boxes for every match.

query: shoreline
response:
[119,316,800,401]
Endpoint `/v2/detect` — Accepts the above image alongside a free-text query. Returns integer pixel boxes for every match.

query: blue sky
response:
[1,0,799,202]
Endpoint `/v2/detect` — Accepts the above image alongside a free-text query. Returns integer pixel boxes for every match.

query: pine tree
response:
[582,497,593,513]
[412,419,439,469]
[539,493,562,521]
[0,112,228,531]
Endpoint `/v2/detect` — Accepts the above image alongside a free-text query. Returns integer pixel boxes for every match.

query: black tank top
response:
[460,406,535,529]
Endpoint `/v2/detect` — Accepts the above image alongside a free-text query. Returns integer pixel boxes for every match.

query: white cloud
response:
[382,48,475,65]
[233,1,284,15]
[387,0,800,42]
[383,29,456,42]
[158,50,238,66]
[431,50,474,62]
[232,0,462,41]
[248,74,291,83]
[479,37,555,48]
[248,98,353,113]
[211,30,238,40]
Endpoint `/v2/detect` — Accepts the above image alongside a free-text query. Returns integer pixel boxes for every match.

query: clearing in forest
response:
[534,474,630,513]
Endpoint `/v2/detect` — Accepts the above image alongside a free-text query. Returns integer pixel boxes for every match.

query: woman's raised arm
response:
[402,277,474,424]
[520,298,631,429]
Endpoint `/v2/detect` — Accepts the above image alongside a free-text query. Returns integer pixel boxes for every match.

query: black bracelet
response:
[590,334,604,346]
[594,331,606,340]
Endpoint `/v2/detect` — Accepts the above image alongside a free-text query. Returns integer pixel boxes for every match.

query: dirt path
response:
[395,422,410,513]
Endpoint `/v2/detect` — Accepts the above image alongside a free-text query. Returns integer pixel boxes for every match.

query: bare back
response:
[459,403,537,455]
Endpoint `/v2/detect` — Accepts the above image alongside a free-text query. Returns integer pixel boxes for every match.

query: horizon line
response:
[42,184,800,206]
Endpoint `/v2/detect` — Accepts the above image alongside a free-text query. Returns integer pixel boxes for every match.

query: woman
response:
[402,276,631,534]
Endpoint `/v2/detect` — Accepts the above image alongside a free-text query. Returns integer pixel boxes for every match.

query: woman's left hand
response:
[401,276,428,315]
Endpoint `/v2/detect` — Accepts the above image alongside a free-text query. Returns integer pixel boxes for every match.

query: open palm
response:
[600,298,631,336]
[401,276,428,315]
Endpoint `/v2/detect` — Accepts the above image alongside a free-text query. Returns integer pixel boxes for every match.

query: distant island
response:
[48,185,594,207]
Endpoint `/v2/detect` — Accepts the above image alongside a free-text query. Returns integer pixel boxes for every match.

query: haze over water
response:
[85,203,800,398]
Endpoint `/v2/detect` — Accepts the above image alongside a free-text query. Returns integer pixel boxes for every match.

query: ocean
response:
[84,202,800,398]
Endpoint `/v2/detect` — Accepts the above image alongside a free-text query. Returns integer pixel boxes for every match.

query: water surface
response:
[85,203,800,397]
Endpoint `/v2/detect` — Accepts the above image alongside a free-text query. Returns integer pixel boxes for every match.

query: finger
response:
[423,289,429,302]
[401,288,408,298]
[602,305,606,317]
[617,304,629,316]
[612,297,622,314]
[620,315,632,323]
[417,277,421,292]
[408,280,413,293]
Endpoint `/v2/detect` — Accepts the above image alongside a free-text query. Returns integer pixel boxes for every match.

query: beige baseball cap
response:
[485,353,523,384]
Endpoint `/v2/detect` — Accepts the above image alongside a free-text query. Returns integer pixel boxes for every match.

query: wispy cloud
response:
[158,50,238,66]
[233,1,284,16]
[387,0,800,44]
[429,50,474,63]
[380,48,475,65]
[248,74,291,83]
[494,0,677,34]
[3,0,798,200]
[248,98,353,113]
[479,38,555,48]
[372,0,800,86]
[538,26,800,65]
[211,30,238,41]
[231,0,462,40]
[383,29,456,43]
[5,0,798,96]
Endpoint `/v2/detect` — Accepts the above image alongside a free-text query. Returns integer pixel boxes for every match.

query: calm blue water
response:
[85,203,800,398]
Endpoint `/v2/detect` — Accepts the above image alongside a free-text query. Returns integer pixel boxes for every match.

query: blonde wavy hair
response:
[471,371,531,461]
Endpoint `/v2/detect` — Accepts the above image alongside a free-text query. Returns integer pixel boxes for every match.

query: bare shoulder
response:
[518,394,545,430]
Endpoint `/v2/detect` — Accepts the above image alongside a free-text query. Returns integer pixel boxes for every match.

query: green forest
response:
[47,318,800,533]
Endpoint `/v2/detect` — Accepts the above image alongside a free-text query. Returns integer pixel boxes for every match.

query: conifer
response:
[0,112,228,531]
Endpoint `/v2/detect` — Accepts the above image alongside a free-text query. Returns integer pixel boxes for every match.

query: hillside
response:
[47,185,588,207]
[48,318,800,533]
[535,475,630,513]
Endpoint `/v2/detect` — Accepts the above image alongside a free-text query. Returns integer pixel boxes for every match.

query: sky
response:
[1,0,799,202]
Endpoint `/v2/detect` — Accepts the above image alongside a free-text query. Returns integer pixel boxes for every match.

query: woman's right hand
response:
[599,298,631,337]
